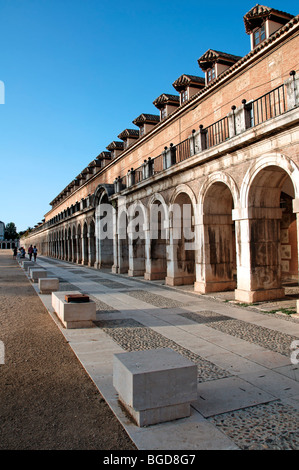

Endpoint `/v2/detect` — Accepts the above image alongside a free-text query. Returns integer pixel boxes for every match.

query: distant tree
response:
[4,222,19,240]
[19,226,33,238]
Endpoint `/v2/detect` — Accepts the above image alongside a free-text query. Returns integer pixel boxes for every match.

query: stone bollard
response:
[22,260,35,271]
[29,268,47,283]
[38,278,59,294]
[113,348,197,427]
[51,291,96,328]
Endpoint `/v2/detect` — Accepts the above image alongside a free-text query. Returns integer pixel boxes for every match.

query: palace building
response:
[21,4,299,303]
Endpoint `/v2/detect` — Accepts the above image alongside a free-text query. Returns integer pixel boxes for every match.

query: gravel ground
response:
[209,401,299,450]
[0,251,136,450]
[179,310,298,356]
[95,318,231,382]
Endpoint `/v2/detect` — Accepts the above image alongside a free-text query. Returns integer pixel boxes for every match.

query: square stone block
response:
[29,268,47,282]
[38,278,59,294]
[51,291,96,328]
[22,260,35,271]
[113,348,197,427]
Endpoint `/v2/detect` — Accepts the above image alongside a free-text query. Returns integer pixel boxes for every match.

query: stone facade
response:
[0,221,4,241]
[21,5,299,304]
[0,221,19,249]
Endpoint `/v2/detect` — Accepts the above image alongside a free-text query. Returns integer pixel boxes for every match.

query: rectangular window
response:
[181,89,188,104]
[253,25,266,46]
[140,125,144,136]
[161,107,167,119]
[207,67,215,83]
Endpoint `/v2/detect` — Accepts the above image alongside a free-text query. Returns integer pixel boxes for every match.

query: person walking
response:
[12,246,17,259]
[28,245,33,261]
[33,246,38,262]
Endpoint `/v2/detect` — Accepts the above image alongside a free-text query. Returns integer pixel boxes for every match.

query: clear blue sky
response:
[0,0,297,232]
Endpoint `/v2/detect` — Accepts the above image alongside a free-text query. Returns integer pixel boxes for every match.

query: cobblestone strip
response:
[208,401,299,450]
[180,311,298,357]
[95,318,231,382]
[126,290,187,308]
[85,278,129,289]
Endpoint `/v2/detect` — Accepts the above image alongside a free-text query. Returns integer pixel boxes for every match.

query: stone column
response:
[188,125,207,156]
[77,235,82,264]
[227,100,252,138]
[68,237,72,262]
[144,211,168,281]
[112,202,119,274]
[128,237,145,277]
[293,199,299,290]
[127,220,146,277]
[233,207,285,303]
[165,208,195,286]
[72,236,77,263]
[285,71,299,110]
[162,144,176,170]
[117,207,129,275]
[194,214,236,293]
[82,234,88,265]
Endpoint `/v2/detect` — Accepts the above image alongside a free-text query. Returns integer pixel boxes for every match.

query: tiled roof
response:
[153,93,180,109]
[243,4,294,33]
[132,113,160,126]
[198,49,242,71]
[88,159,102,168]
[96,151,111,160]
[172,74,205,92]
[117,128,140,140]
[106,141,124,151]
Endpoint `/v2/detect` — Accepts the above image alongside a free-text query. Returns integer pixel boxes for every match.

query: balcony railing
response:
[206,116,229,148]
[115,79,293,194]
[251,84,286,126]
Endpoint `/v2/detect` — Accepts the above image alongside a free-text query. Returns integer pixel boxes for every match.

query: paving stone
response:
[192,376,276,417]
[179,310,298,356]
[95,318,231,382]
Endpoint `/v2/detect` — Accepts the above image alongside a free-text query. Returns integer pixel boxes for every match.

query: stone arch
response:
[64,227,68,260]
[236,153,299,302]
[198,171,240,212]
[127,200,148,277]
[117,204,129,274]
[95,185,114,269]
[72,224,77,263]
[196,171,239,293]
[88,218,96,267]
[166,184,197,286]
[169,183,197,210]
[145,193,169,280]
[77,223,82,264]
[94,184,115,206]
[82,220,88,265]
[240,153,299,209]
[67,226,72,262]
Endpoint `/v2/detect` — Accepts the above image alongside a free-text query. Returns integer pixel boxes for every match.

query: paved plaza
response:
[14,255,299,449]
